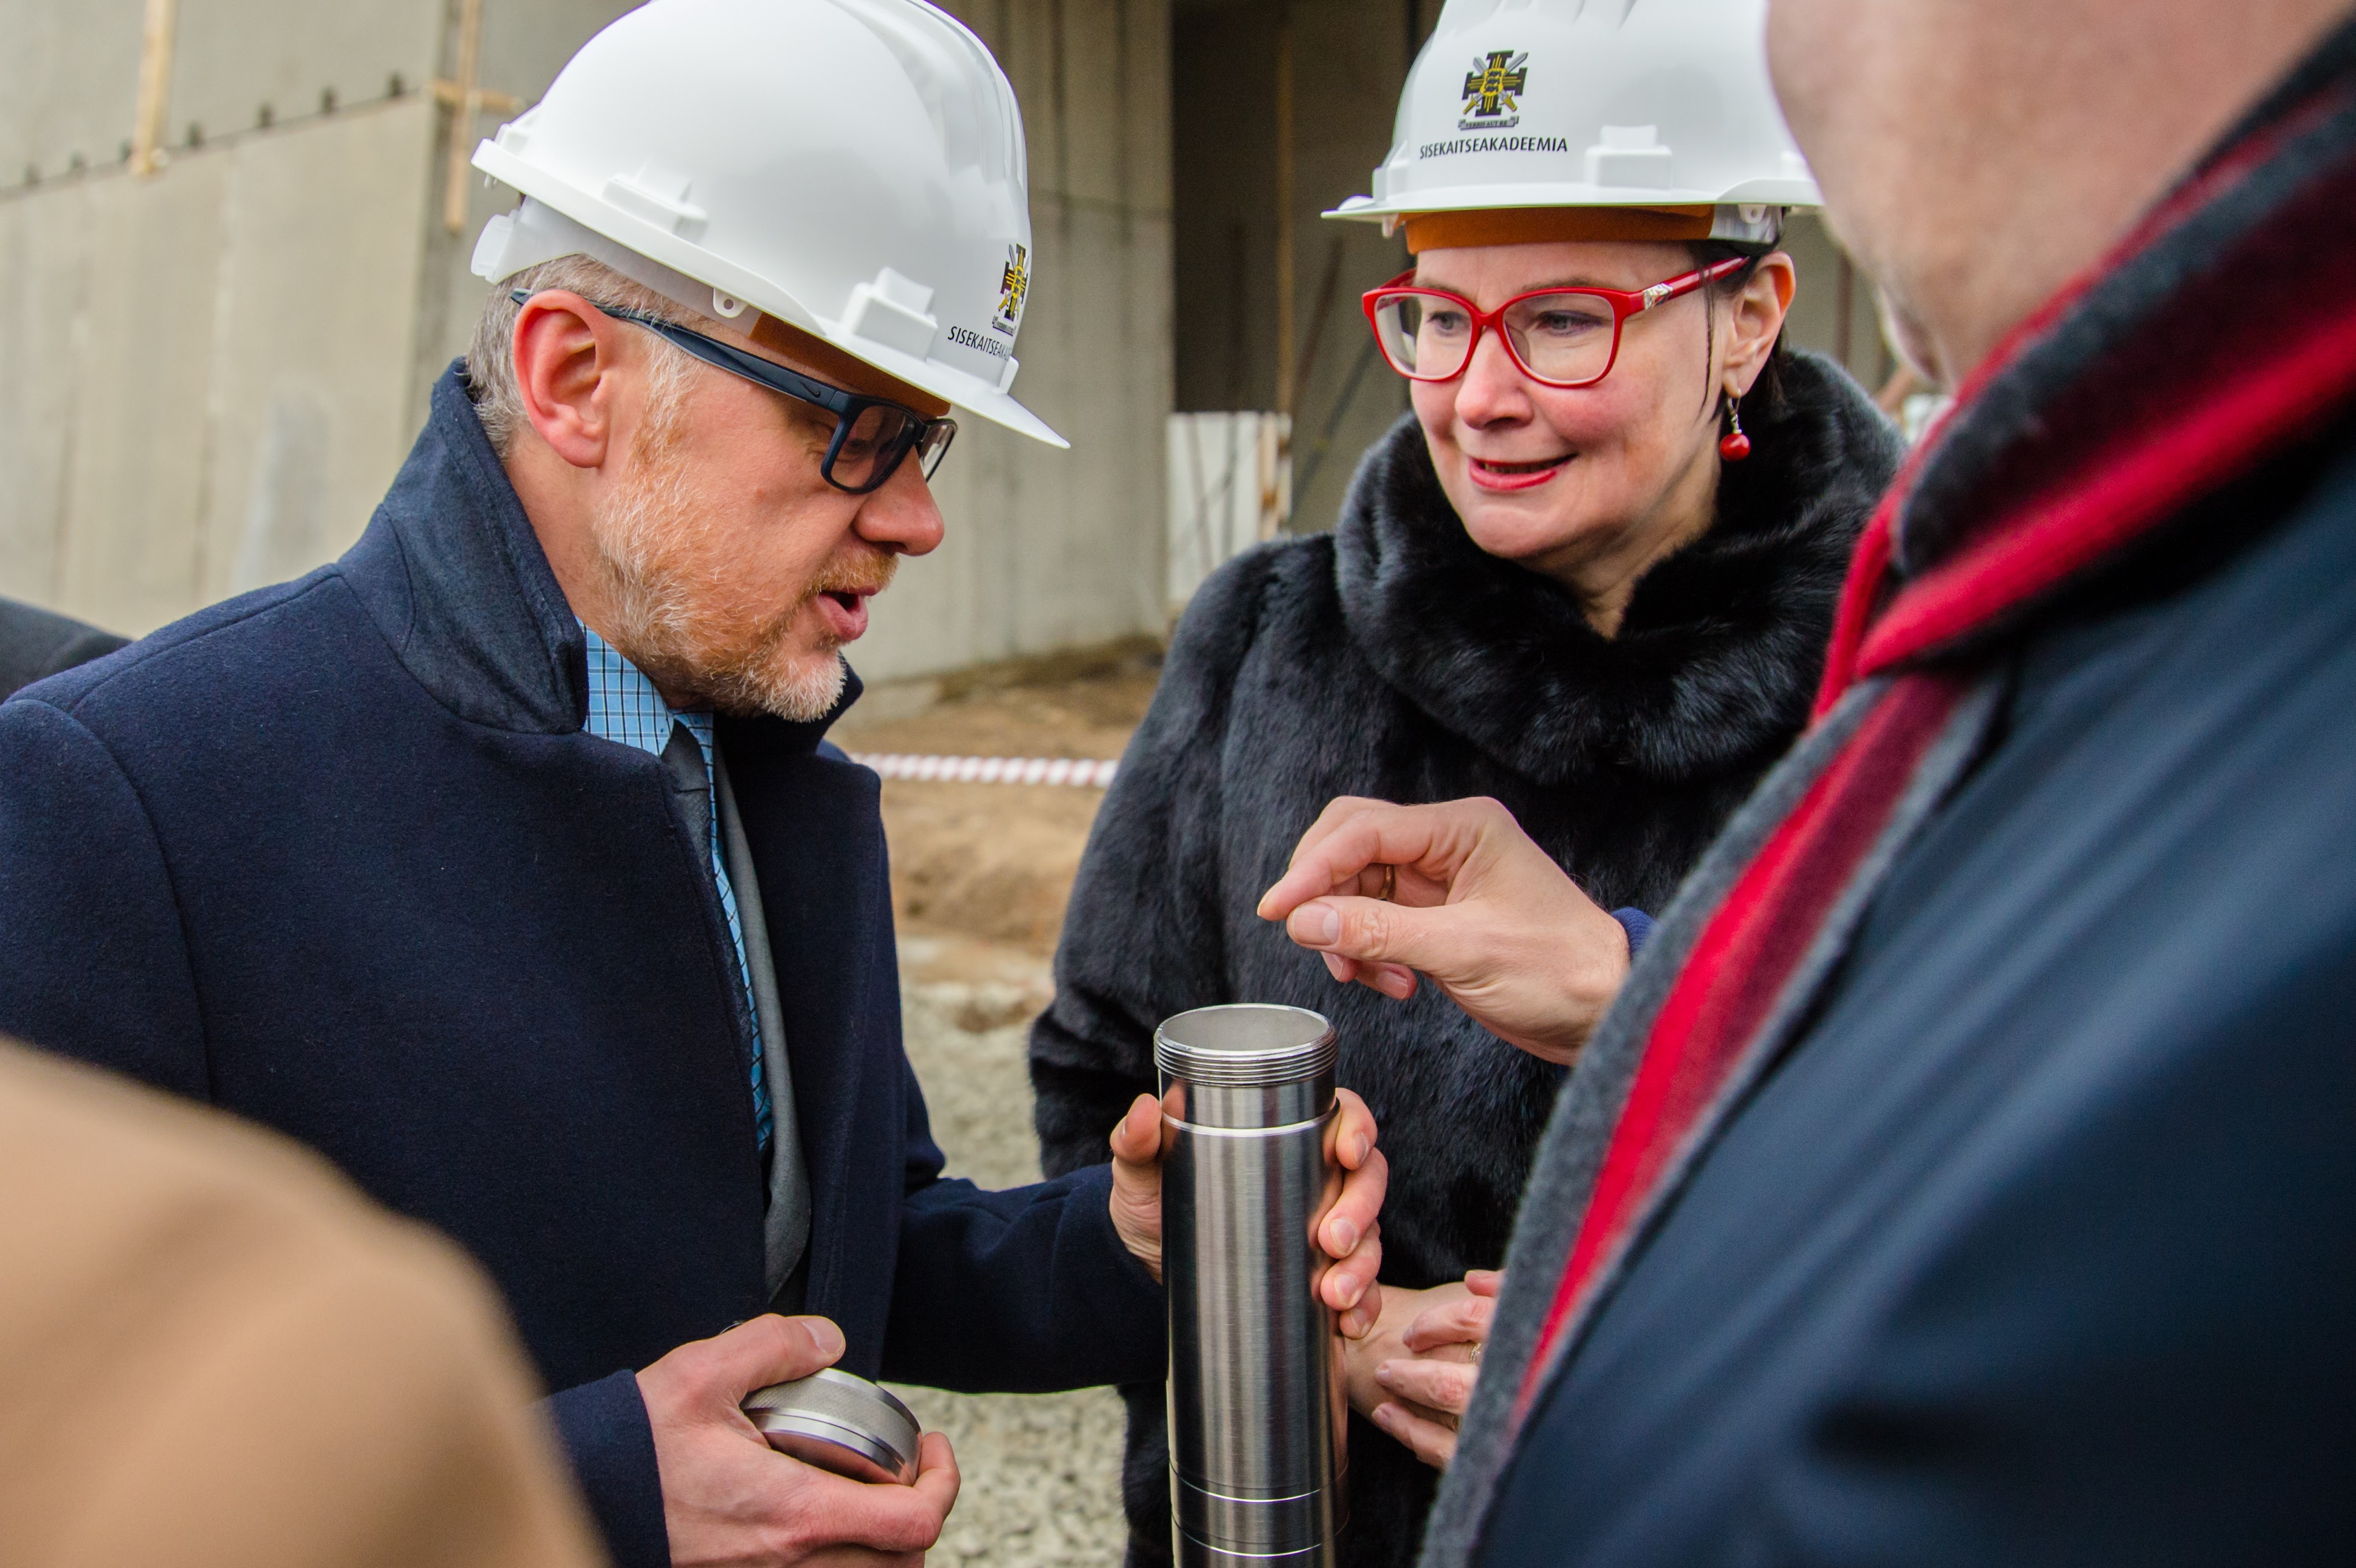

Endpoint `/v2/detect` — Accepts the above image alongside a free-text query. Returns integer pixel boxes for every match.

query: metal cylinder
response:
[1157,1003,1346,1568]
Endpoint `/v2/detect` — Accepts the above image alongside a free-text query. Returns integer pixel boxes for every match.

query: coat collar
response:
[339,362,860,743]
[1333,351,1901,787]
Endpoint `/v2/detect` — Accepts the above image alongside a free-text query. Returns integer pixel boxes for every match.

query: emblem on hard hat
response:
[992,243,1029,336]
[1460,51,1529,131]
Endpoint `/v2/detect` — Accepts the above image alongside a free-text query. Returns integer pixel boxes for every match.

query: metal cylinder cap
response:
[743,1367,922,1485]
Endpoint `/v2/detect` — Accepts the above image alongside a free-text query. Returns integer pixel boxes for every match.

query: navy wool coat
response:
[0,366,1163,1567]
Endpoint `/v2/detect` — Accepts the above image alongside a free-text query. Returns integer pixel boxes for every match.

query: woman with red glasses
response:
[1029,5,1900,1565]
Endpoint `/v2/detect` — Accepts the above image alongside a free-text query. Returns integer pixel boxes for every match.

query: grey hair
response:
[465,254,706,458]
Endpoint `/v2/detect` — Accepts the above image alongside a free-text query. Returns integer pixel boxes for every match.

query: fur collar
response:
[1332,351,1901,787]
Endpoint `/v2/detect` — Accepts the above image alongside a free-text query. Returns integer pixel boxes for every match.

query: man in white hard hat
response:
[0,2,1389,1566]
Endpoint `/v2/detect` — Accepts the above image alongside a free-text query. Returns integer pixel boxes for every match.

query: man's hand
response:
[638,1315,961,1567]
[1366,1270,1501,1472]
[1257,797,1632,1065]
[1108,1087,1390,1337]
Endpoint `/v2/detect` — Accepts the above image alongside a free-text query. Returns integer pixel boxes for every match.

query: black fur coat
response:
[1028,351,1901,1568]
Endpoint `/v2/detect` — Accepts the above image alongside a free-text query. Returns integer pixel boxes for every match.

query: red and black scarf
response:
[1421,28,2356,1567]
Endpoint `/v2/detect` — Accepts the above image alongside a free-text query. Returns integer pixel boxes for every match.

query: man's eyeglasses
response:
[1361,257,1750,390]
[511,291,957,494]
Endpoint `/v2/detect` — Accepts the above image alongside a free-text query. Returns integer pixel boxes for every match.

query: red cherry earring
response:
[1718,392,1753,462]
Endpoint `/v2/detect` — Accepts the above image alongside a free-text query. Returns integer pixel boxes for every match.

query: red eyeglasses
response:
[1361,257,1749,389]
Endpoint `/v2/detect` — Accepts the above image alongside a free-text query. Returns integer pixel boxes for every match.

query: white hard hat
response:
[1327,0,1818,249]
[469,0,1064,448]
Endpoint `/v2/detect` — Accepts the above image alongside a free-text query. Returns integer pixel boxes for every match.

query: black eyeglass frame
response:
[509,290,957,495]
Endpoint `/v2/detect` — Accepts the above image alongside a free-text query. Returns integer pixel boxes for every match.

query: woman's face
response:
[1409,240,1792,606]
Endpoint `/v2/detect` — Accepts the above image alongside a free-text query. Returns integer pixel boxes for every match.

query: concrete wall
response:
[1170,0,1429,536]
[0,0,1176,688]
[0,82,438,633]
[857,0,1174,681]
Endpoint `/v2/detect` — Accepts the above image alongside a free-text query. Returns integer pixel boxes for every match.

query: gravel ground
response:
[886,942,1133,1567]
[834,659,1164,1568]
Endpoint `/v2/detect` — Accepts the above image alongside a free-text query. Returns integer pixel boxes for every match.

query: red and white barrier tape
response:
[853,753,1120,788]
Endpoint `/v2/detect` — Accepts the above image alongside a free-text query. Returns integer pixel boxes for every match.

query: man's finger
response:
[1401,1292,1492,1354]
[1324,1218,1384,1329]
[1281,796,1393,870]
[1376,1354,1478,1417]
[903,1430,962,1541]
[1283,896,1477,983]
[1276,797,1395,874]
[798,1429,961,1554]
[1370,1400,1458,1471]
[671,1314,846,1406]
[1320,954,1421,1001]
[1329,1088,1379,1170]
[1262,797,1523,924]
[1465,1269,1503,1297]
[1108,1093,1162,1165]
[1258,806,1440,922]
[1319,1145,1387,1261]
[1338,1276,1383,1340]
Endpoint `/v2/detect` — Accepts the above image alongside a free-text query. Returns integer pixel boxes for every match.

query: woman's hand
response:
[1342,1280,1470,1424]
[1256,798,1631,1064]
[1357,1270,1502,1471]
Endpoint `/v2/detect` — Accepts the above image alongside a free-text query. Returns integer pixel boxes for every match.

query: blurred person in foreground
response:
[1258,0,2356,1561]
[0,4,1388,1566]
[0,598,125,699]
[1028,3,1896,1560]
[0,1037,601,1568]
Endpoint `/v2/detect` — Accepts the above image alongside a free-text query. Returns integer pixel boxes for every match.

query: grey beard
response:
[699,644,849,723]
[587,444,850,724]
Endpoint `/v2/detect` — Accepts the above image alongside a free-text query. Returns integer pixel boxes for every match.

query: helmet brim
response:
[475,140,1068,450]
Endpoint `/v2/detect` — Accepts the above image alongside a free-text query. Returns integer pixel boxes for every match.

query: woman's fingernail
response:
[1313,905,1340,945]
[1375,1363,1396,1387]
[1372,1403,1395,1429]
[1330,1218,1358,1255]
[1353,1133,1371,1165]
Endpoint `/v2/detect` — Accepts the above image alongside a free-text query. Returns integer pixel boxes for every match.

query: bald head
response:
[1768,0,2356,387]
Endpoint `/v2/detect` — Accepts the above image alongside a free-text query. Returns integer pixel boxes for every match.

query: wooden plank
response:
[129,0,177,179]
[441,0,484,234]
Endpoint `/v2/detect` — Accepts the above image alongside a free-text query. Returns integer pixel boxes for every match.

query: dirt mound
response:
[836,650,1160,957]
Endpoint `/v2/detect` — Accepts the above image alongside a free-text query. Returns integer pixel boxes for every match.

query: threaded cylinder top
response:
[1155,1004,1338,1088]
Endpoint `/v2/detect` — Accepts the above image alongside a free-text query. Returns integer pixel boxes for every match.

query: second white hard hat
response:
[1328,0,1818,246]
[468,0,1065,448]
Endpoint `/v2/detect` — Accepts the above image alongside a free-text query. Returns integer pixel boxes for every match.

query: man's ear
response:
[512,291,623,470]
[1728,252,1799,391]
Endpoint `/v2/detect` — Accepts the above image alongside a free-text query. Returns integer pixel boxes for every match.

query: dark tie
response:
[662,720,773,1152]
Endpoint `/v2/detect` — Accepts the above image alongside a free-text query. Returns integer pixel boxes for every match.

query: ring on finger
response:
[1377,863,1397,902]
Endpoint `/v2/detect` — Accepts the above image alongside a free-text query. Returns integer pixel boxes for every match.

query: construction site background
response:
[0,0,1891,674]
[0,4,1901,1563]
